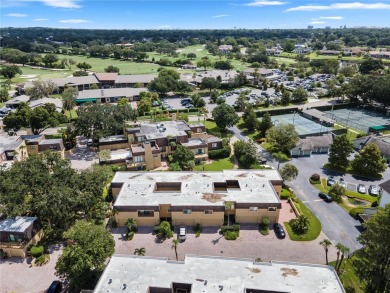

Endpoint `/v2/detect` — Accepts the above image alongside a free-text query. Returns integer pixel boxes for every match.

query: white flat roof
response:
[94,255,345,293]
[113,170,282,207]
[0,216,37,233]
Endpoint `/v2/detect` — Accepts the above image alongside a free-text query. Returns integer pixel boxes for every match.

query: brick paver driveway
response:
[113,201,337,265]
[0,244,62,293]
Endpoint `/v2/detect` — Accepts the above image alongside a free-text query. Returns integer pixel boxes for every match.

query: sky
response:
[1,0,390,29]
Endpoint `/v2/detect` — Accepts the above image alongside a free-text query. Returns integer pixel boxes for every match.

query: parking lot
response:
[112,200,337,264]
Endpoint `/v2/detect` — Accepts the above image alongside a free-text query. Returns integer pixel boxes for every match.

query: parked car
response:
[179,226,186,241]
[87,139,93,146]
[46,280,62,293]
[368,185,379,196]
[338,178,346,188]
[273,223,286,238]
[319,192,333,202]
[357,184,366,194]
[327,176,336,186]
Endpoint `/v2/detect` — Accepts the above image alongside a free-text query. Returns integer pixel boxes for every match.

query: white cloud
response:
[212,14,230,18]
[7,13,27,17]
[286,2,390,12]
[245,1,288,7]
[319,16,343,20]
[10,0,81,9]
[34,18,48,21]
[59,19,91,23]
[310,21,327,24]
[157,25,172,29]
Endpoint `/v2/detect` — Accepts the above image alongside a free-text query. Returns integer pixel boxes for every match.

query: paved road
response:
[227,126,375,252]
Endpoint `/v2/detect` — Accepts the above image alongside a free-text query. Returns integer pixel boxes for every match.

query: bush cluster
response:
[349,207,364,219]
[30,245,44,258]
[153,221,173,239]
[194,223,202,237]
[208,146,231,159]
[221,224,240,240]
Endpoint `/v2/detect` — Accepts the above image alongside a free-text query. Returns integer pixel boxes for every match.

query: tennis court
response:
[268,113,333,136]
[324,108,390,132]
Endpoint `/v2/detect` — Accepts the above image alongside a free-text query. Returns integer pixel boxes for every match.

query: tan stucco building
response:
[111,170,283,227]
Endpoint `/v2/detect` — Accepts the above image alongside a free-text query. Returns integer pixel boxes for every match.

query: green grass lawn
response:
[64,109,78,119]
[0,66,73,85]
[271,57,297,65]
[193,157,234,171]
[329,257,365,293]
[284,197,322,241]
[203,120,232,138]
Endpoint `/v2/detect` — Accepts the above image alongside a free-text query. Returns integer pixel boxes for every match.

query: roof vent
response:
[108,278,112,284]
[122,284,127,290]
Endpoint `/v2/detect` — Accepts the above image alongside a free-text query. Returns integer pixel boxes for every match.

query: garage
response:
[236,216,259,224]
[137,218,159,226]
[200,219,223,226]
[173,219,195,226]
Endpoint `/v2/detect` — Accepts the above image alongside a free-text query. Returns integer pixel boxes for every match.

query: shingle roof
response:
[93,72,118,82]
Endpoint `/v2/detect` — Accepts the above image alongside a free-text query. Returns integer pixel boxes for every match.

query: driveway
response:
[112,200,337,264]
[66,136,98,170]
[0,244,62,293]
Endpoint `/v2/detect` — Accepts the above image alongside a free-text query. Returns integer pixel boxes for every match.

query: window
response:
[212,143,217,148]
[197,128,202,133]
[138,210,154,217]
[167,208,172,213]
[183,209,192,214]
[138,136,145,142]
[9,234,21,242]
[197,149,204,154]
[49,145,58,150]
[204,210,213,214]
[268,207,277,212]
[134,156,144,163]
[29,145,36,149]
[153,154,158,158]
[249,207,258,212]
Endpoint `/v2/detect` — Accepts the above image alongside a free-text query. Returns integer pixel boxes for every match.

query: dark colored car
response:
[273,223,286,239]
[46,281,62,293]
[319,192,333,202]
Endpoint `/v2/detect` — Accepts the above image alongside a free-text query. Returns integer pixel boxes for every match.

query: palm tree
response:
[335,242,343,269]
[319,239,332,265]
[224,201,233,226]
[296,215,310,232]
[337,245,350,273]
[171,238,180,261]
[134,247,146,256]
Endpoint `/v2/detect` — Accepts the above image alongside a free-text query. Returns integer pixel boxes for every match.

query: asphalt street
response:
[227,126,389,252]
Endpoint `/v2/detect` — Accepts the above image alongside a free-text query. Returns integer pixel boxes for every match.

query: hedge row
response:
[208,146,231,159]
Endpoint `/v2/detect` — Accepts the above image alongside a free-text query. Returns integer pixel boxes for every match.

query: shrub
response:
[280,188,292,200]
[194,223,202,238]
[35,254,47,266]
[371,201,378,207]
[154,221,173,239]
[111,219,118,228]
[220,224,240,235]
[31,245,44,258]
[0,250,8,259]
[126,231,135,241]
[224,231,239,240]
[208,146,231,159]
[125,218,138,233]
[349,207,364,219]
[310,173,320,181]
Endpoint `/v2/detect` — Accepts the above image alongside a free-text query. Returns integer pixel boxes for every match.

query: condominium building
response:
[100,120,223,170]
[93,255,345,293]
[111,170,283,226]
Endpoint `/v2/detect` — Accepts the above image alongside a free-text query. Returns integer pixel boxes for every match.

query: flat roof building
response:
[111,170,283,226]
[94,255,345,293]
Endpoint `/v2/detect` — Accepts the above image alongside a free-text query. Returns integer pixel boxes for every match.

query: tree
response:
[351,143,387,176]
[214,60,234,70]
[243,107,259,132]
[42,53,59,67]
[171,238,180,261]
[134,247,146,256]
[319,239,332,265]
[328,183,345,203]
[266,123,299,153]
[148,68,182,96]
[291,87,308,103]
[97,149,111,164]
[281,91,291,105]
[355,205,390,292]
[200,77,220,93]
[196,58,213,70]
[257,112,273,137]
[289,215,310,234]
[0,86,10,102]
[224,201,233,226]
[327,134,354,171]
[338,65,356,77]
[359,58,384,74]
[25,80,59,99]
[155,221,173,239]
[170,144,195,170]
[55,220,115,289]
[279,163,299,181]
[187,53,196,59]
[212,103,239,130]
[337,244,350,273]
[104,65,120,73]
[76,62,92,72]
[233,140,258,168]
[283,40,295,52]
[62,87,78,116]
[0,65,22,81]
[234,92,248,112]
[190,94,206,108]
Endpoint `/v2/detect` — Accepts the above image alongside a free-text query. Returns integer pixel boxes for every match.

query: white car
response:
[179,226,186,241]
[357,184,366,194]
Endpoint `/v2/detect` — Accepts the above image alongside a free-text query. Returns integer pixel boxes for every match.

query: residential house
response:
[0,217,44,258]
[293,45,312,54]
[111,170,283,226]
[21,135,65,158]
[4,95,30,108]
[265,48,282,56]
[343,48,362,56]
[319,50,340,55]
[181,64,197,70]
[75,87,147,104]
[0,136,28,161]
[379,180,390,208]
[353,135,390,162]
[242,68,277,84]
[180,70,239,86]
[114,74,156,88]
[94,72,118,88]
[94,255,345,293]
[5,96,63,112]
[368,51,390,59]
[218,45,233,53]
[290,134,334,157]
